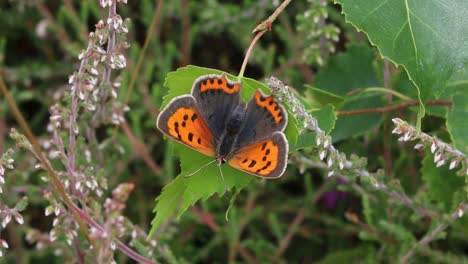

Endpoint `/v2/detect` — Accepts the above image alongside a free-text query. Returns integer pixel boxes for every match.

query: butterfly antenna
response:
[185,159,217,178]
[217,160,229,192]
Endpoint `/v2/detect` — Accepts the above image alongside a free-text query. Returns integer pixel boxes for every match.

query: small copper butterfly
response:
[157,74,288,178]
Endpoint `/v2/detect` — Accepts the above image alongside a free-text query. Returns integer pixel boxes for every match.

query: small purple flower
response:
[318,179,349,210]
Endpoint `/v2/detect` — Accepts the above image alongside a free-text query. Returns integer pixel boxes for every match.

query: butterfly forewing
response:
[157,74,290,179]
[191,74,242,139]
[228,132,288,178]
[157,95,216,156]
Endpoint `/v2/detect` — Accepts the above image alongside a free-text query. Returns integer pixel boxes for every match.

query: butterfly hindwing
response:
[237,90,288,146]
[191,74,243,139]
[228,132,288,178]
[157,95,216,157]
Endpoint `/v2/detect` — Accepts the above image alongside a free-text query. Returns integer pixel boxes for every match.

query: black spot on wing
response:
[188,133,194,142]
[191,113,198,121]
[248,160,257,168]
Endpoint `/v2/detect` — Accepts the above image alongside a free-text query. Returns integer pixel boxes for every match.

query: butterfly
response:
[157,74,288,179]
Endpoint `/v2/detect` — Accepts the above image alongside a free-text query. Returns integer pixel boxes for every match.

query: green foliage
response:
[1,0,467,263]
[150,65,298,235]
[421,152,465,211]
[447,93,468,155]
[335,0,468,131]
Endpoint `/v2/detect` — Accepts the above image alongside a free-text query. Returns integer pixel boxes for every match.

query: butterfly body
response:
[157,74,289,179]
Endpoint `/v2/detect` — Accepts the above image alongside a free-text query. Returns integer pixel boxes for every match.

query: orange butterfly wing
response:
[157,95,215,156]
[228,132,288,178]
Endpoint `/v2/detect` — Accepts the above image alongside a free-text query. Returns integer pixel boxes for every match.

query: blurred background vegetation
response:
[0,0,467,263]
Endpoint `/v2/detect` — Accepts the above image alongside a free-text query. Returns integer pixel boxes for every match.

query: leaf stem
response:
[238,0,292,79]
[238,30,267,79]
[349,87,413,101]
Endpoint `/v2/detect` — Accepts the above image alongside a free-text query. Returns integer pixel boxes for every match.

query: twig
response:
[72,203,157,264]
[252,0,293,33]
[236,245,260,264]
[228,191,258,263]
[345,211,397,245]
[272,180,333,260]
[180,0,191,66]
[33,0,72,44]
[337,100,453,116]
[238,0,293,78]
[400,203,467,263]
[121,121,161,175]
[124,0,164,104]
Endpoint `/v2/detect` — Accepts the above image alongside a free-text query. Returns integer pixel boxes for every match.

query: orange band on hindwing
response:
[199,74,241,94]
[228,138,280,177]
[254,91,284,125]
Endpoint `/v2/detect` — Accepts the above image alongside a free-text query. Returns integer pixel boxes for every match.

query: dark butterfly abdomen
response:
[218,105,245,157]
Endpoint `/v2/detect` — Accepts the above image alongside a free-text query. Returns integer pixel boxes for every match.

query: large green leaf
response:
[331,93,386,142]
[335,0,468,130]
[447,93,468,155]
[312,45,385,141]
[314,44,382,96]
[150,65,298,236]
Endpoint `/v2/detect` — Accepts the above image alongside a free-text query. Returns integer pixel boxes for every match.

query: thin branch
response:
[272,181,333,261]
[124,0,164,104]
[33,0,72,44]
[238,0,293,78]
[229,191,258,263]
[337,100,453,116]
[400,203,467,263]
[252,0,293,33]
[180,0,191,66]
[345,211,397,245]
[121,121,161,175]
[72,203,157,264]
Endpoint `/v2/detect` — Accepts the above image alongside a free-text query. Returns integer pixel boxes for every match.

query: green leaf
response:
[421,151,465,212]
[313,44,382,96]
[293,131,316,151]
[304,85,345,109]
[149,175,187,236]
[151,65,298,236]
[313,104,337,135]
[331,93,385,142]
[176,146,253,218]
[14,196,29,212]
[447,92,468,155]
[335,0,468,131]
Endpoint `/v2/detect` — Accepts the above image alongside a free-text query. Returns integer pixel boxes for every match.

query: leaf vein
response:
[405,0,419,65]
